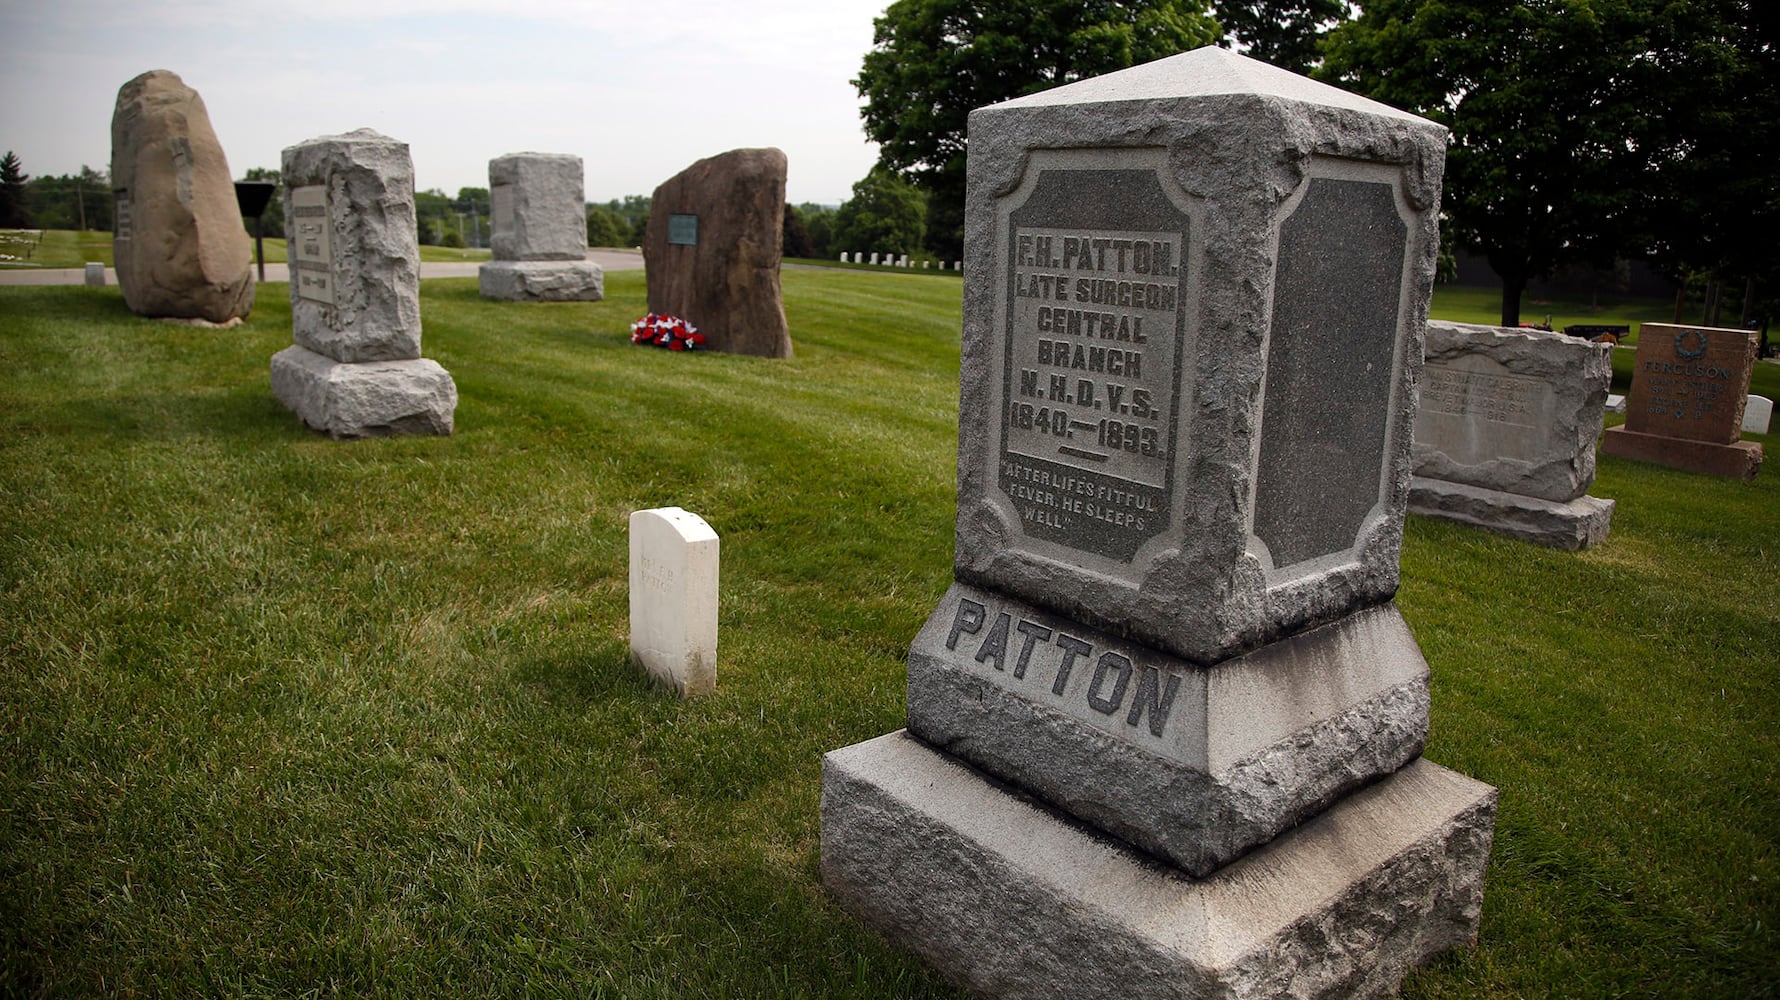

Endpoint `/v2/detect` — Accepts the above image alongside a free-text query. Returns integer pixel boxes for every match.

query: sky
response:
[2,0,893,206]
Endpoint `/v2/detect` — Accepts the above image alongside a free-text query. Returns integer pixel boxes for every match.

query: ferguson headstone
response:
[642,148,792,358]
[109,69,254,323]
[1601,322,1763,478]
[478,152,604,301]
[269,130,456,439]
[629,507,719,697]
[1410,321,1615,548]
[819,47,1497,1000]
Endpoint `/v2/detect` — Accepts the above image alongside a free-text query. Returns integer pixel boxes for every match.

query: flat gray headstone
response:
[629,507,719,697]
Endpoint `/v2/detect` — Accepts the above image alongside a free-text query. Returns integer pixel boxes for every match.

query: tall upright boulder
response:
[643,148,792,358]
[110,70,254,323]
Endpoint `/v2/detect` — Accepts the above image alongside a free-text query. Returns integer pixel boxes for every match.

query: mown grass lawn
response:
[1,270,1775,997]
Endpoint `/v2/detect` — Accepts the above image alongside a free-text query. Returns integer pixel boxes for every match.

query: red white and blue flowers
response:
[629,313,706,351]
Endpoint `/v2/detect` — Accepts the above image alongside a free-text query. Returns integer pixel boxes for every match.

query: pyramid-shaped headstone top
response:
[987,45,1433,124]
[954,46,1448,664]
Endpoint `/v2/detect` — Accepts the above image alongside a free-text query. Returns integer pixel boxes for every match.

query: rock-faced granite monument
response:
[1411,321,1615,549]
[1601,322,1763,478]
[110,70,254,323]
[478,152,604,301]
[269,130,456,438]
[642,148,792,358]
[820,47,1497,999]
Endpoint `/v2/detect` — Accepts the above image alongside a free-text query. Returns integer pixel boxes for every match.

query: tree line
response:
[854,0,1777,329]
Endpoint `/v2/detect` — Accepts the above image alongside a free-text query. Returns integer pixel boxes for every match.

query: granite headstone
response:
[1409,321,1615,548]
[1601,322,1762,478]
[821,46,1496,1000]
[269,130,457,438]
[478,152,604,301]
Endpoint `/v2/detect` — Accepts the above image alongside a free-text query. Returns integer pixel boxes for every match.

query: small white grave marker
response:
[84,262,106,286]
[1744,394,1772,434]
[629,507,719,696]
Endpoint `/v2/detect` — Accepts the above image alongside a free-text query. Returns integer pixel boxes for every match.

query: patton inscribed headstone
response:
[642,148,792,358]
[109,69,254,322]
[1410,322,1615,549]
[820,47,1497,1000]
[1601,323,1762,478]
[478,152,604,301]
[269,130,456,439]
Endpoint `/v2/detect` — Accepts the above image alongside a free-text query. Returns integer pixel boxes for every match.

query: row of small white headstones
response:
[839,252,960,270]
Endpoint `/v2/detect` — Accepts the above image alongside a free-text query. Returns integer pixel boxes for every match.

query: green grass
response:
[0,229,117,268]
[2,271,1776,997]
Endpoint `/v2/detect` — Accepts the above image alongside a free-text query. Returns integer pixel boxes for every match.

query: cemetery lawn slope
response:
[1,272,1775,997]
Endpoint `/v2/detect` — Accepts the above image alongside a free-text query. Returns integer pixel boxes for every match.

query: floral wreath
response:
[630,313,706,351]
[1674,328,1708,360]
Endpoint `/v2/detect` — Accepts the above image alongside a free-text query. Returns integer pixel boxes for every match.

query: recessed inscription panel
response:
[668,213,698,246]
[290,185,335,305]
[114,192,132,242]
[1416,356,1555,467]
[490,184,514,242]
[994,154,1192,565]
[1253,172,1407,574]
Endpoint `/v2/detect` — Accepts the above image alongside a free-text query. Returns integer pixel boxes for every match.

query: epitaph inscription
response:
[995,155,1192,563]
[290,185,335,305]
[1416,358,1555,467]
[1253,172,1406,573]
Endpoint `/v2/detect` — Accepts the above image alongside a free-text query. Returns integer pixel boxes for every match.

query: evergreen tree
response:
[1,151,30,227]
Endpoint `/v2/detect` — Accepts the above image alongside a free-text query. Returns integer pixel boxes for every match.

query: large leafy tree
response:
[1319,1,1667,327]
[833,166,929,257]
[1639,0,1778,330]
[1214,0,1351,73]
[855,0,1220,258]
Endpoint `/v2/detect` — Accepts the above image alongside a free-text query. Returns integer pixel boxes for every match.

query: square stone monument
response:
[270,130,456,438]
[1601,323,1763,478]
[820,47,1497,999]
[478,152,604,301]
[1409,321,1615,549]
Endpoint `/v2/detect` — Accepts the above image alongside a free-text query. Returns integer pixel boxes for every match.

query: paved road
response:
[0,248,644,286]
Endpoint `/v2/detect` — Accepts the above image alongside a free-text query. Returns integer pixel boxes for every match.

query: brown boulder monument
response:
[643,148,792,358]
[110,70,254,323]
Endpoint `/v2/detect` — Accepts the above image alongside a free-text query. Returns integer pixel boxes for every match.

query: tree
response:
[586,204,630,248]
[1638,1,1779,332]
[1213,0,1350,73]
[1,151,30,227]
[415,188,456,246]
[1319,2,1668,327]
[782,203,813,259]
[455,187,489,248]
[240,166,284,238]
[855,0,1220,258]
[797,202,839,259]
[833,167,928,257]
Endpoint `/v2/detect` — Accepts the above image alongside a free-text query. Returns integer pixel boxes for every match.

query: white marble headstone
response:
[629,507,719,697]
[1745,394,1772,434]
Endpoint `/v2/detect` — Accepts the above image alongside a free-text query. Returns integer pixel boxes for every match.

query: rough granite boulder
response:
[109,69,254,323]
[643,148,792,358]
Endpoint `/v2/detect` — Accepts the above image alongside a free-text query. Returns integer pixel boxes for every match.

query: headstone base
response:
[908,587,1429,876]
[478,259,605,301]
[1600,426,1762,479]
[271,344,456,439]
[821,730,1496,1000]
[1408,477,1614,550]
